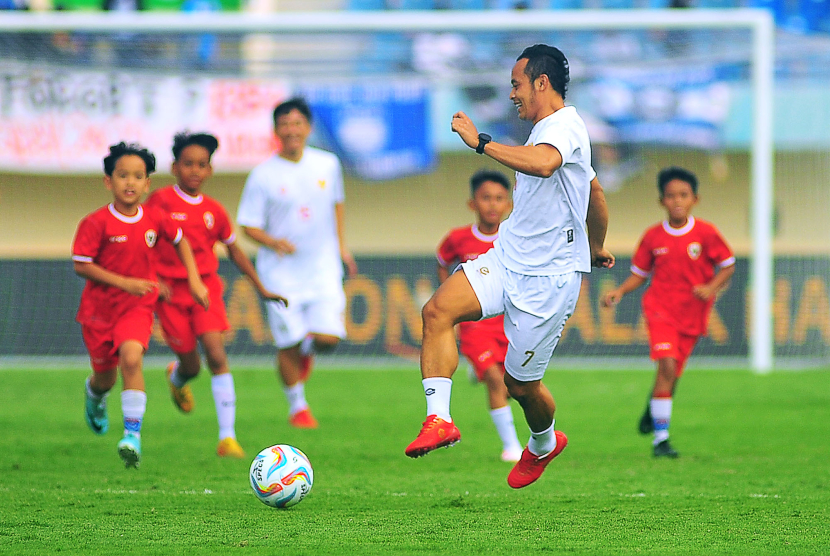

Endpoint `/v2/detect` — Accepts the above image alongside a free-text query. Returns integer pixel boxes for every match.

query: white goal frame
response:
[0,8,775,372]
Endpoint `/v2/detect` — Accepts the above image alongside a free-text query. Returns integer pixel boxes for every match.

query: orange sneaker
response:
[289,408,318,429]
[507,430,568,489]
[166,362,194,413]
[404,415,461,458]
[217,437,246,459]
[298,354,314,383]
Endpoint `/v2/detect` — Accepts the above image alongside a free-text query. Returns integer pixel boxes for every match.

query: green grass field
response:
[1,366,828,555]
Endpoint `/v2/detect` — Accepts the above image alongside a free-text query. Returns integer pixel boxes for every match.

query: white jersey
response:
[237,146,345,296]
[495,106,596,276]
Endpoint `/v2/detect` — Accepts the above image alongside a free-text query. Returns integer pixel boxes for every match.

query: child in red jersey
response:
[145,132,286,459]
[435,169,523,462]
[73,142,209,469]
[602,167,735,458]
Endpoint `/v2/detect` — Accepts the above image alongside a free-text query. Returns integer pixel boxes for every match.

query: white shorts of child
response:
[265,286,347,349]
[460,248,583,382]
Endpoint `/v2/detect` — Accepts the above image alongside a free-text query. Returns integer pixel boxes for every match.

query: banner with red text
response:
[0,68,289,173]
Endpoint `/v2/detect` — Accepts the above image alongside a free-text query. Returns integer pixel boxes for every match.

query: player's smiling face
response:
[275,108,312,162]
[470,180,511,231]
[660,178,698,227]
[105,154,150,215]
[172,144,213,196]
[510,58,538,122]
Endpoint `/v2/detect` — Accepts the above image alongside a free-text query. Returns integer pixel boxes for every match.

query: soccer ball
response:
[249,444,314,508]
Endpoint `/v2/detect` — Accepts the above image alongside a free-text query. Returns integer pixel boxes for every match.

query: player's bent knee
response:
[504,375,531,400]
[118,341,144,369]
[312,334,340,353]
[421,298,448,327]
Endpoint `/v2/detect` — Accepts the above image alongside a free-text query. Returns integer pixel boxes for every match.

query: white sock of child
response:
[211,373,237,440]
[283,382,309,416]
[490,405,522,454]
[121,390,147,438]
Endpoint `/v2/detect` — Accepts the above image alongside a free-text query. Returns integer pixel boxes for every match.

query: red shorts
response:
[81,305,154,373]
[156,273,229,354]
[647,318,699,377]
[459,319,508,381]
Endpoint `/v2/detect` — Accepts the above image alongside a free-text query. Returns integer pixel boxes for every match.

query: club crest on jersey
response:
[145,229,157,247]
[687,242,702,260]
[203,211,215,230]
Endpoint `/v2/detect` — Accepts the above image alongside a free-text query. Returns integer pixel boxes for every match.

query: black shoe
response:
[653,439,679,458]
[638,404,653,435]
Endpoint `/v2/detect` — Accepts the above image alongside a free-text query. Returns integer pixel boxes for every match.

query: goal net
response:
[2,8,826,370]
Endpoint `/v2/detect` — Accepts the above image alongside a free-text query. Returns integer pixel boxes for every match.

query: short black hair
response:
[658,166,698,197]
[470,169,511,196]
[172,131,219,161]
[273,97,313,126]
[517,44,570,100]
[103,142,156,176]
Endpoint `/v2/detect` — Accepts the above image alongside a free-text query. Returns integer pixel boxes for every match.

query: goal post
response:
[0,9,776,370]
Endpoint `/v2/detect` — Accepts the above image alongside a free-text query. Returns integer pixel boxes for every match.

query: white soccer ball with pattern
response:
[249,444,314,508]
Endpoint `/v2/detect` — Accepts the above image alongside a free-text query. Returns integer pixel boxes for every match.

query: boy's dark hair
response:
[273,97,313,126]
[517,44,569,100]
[103,142,156,176]
[470,169,511,196]
[172,131,219,161]
[658,166,698,197]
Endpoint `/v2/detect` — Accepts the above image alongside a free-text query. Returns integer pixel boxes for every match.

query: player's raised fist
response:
[451,112,479,149]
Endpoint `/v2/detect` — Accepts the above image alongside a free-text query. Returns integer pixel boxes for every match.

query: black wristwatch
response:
[475,133,491,154]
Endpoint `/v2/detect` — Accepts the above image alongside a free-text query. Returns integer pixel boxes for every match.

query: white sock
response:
[121,389,147,438]
[490,406,522,453]
[651,397,672,445]
[211,373,236,440]
[85,377,108,400]
[300,335,314,357]
[169,361,189,388]
[283,382,309,416]
[527,420,556,456]
[422,377,452,422]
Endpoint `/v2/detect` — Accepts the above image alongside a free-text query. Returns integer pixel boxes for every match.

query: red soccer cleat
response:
[405,415,461,458]
[506,430,568,489]
[288,408,319,429]
[298,354,313,383]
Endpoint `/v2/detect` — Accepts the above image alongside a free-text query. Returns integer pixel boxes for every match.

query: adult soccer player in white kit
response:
[237,98,358,429]
[405,45,615,488]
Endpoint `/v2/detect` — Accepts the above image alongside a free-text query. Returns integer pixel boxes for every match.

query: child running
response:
[74,142,210,469]
[435,169,523,463]
[145,131,287,458]
[602,167,735,458]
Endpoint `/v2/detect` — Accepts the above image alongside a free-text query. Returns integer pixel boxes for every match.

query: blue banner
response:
[301,82,435,181]
[589,65,736,149]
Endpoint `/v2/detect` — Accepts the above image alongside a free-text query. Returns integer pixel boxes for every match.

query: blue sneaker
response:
[117,434,141,469]
[84,390,108,435]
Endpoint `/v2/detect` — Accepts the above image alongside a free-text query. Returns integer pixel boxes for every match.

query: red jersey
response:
[72,204,183,325]
[437,224,504,338]
[144,185,235,279]
[631,216,735,336]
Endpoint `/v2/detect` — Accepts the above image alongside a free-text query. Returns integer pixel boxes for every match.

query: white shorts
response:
[461,248,583,382]
[265,288,347,350]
